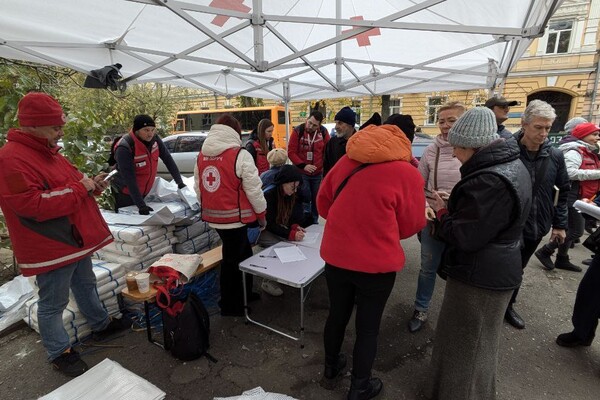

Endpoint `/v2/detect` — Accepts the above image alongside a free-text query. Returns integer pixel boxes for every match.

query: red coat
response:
[0,129,112,276]
[318,124,426,273]
[249,140,270,175]
[287,124,329,175]
[198,147,257,224]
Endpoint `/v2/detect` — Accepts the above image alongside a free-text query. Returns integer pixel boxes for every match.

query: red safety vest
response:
[577,146,600,199]
[250,140,270,175]
[117,132,159,196]
[198,147,256,224]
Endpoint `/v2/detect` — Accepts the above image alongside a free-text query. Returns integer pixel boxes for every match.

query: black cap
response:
[274,165,303,186]
[485,96,518,108]
[133,114,156,132]
[359,112,382,130]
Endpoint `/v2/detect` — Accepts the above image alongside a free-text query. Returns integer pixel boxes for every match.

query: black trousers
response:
[215,227,254,313]
[323,263,396,379]
[510,237,542,305]
[570,253,600,341]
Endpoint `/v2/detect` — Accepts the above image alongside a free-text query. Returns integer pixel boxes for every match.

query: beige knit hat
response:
[266,148,288,167]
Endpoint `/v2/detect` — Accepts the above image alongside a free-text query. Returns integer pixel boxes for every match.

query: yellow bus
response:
[174,106,290,149]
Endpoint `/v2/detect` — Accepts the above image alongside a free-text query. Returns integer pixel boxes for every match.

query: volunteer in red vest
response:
[112,114,185,214]
[245,118,275,175]
[195,114,267,316]
[0,92,126,377]
[288,110,330,224]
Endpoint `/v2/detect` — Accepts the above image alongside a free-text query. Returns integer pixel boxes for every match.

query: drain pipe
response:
[588,50,600,123]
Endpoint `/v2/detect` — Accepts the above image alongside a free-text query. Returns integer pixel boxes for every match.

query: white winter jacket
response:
[558,140,600,182]
[194,124,267,229]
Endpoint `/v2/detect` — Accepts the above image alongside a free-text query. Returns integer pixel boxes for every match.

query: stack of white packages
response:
[95,224,178,272]
[173,214,221,254]
[23,258,124,344]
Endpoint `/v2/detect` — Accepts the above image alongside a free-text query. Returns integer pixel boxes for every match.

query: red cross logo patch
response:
[202,166,221,193]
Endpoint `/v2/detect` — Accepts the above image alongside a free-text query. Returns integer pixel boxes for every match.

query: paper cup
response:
[135,272,151,293]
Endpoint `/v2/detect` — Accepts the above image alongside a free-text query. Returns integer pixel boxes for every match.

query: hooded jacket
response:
[245,131,274,175]
[0,129,112,276]
[437,138,532,290]
[194,124,266,229]
[317,124,426,273]
[558,140,600,200]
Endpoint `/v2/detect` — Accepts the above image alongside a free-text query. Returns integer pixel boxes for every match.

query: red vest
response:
[118,132,159,196]
[251,140,270,175]
[198,148,256,224]
[577,146,600,199]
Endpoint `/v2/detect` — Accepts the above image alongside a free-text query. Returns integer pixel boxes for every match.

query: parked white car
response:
[158,132,208,179]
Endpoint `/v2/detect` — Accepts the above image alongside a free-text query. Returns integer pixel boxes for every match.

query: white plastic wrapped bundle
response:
[108,224,170,243]
[95,242,174,267]
[173,219,210,241]
[102,233,178,257]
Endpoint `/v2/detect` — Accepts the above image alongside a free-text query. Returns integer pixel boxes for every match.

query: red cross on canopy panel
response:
[209,0,251,27]
[342,16,381,47]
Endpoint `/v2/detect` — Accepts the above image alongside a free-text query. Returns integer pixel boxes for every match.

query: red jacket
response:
[198,147,257,224]
[249,140,270,175]
[0,129,112,276]
[318,124,426,273]
[287,124,329,175]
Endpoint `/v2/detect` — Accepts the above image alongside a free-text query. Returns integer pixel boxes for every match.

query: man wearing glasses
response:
[486,96,519,139]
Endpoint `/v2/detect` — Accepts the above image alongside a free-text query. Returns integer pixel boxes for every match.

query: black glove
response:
[138,205,154,215]
[177,183,187,189]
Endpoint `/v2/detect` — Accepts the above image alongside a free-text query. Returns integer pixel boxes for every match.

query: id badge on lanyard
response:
[306,151,313,161]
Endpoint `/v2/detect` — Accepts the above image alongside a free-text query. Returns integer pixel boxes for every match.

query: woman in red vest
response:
[195,114,267,316]
[112,115,186,214]
[245,118,275,175]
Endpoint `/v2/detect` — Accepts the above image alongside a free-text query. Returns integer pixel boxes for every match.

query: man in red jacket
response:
[0,93,125,377]
[287,110,329,223]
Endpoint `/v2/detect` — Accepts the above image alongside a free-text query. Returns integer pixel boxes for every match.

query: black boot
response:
[504,305,525,329]
[320,354,347,390]
[556,331,594,347]
[555,255,582,272]
[347,376,383,400]
[534,245,555,270]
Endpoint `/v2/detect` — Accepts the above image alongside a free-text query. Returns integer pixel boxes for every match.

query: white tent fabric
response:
[0,0,562,100]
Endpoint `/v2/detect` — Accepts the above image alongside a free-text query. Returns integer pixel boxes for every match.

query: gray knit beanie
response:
[564,117,588,134]
[448,107,499,148]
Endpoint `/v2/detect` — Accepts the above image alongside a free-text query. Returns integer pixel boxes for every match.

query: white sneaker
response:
[261,279,283,296]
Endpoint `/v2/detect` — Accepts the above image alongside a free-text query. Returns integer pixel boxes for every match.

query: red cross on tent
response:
[210,0,251,27]
[342,16,381,47]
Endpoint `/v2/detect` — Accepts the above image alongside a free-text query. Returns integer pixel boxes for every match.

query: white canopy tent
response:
[0,0,563,103]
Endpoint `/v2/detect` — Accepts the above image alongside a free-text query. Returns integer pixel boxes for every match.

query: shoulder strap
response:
[433,146,441,190]
[333,163,370,202]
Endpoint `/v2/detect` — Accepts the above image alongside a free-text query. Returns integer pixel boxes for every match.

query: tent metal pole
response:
[283,81,291,148]
[335,0,342,88]
[252,0,266,71]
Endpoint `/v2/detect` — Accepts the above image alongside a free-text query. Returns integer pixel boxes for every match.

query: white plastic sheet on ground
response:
[39,358,165,400]
[214,387,298,400]
[0,275,34,332]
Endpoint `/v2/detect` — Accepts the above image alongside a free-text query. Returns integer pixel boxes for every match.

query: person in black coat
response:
[505,100,570,329]
[323,107,356,176]
[427,107,532,400]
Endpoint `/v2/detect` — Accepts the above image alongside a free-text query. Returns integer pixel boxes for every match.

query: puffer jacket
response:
[437,138,532,290]
[514,132,570,241]
[194,124,266,229]
[559,140,600,201]
[418,134,462,207]
[318,124,426,273]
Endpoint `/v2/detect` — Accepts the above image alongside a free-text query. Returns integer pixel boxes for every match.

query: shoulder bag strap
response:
[333,163,370,202]
[433,146,441,190]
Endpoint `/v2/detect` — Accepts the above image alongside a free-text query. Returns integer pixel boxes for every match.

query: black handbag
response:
[583,226,600,254]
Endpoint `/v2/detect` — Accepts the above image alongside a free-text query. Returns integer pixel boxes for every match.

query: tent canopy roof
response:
[0,0,563,100]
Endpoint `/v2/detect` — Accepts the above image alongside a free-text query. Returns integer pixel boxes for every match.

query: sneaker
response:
[92,317,128,341]
[51,348,88,377]
[261,279,283,296]
[408,310,428,333]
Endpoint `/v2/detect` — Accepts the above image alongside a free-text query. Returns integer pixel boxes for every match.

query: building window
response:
[545,21,572,54]
[389,99,402,115]
[426,96,446,125]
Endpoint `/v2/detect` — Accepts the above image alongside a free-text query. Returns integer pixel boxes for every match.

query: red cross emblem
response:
[202,166,221,193]
[209,0,251,27]
[342,16,381,47]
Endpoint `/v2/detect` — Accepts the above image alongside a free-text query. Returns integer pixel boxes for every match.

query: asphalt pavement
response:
[0,232,599,399]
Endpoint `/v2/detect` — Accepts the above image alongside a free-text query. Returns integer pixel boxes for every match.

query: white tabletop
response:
[239,241,325,288]
[294,224,324,250]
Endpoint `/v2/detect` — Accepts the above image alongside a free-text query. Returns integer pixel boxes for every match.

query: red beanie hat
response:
[572,122,600,140]
[17,92,66,127]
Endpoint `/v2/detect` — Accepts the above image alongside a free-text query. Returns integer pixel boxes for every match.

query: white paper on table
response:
[274,245,307,263]
[574,200,600,220]
[300,231,320,244]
